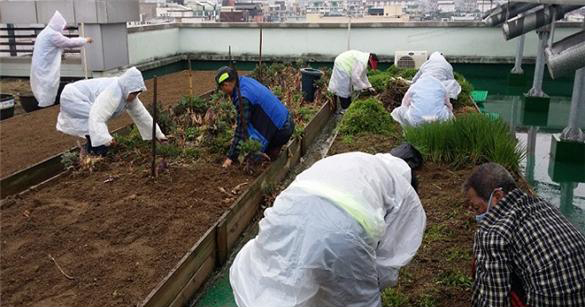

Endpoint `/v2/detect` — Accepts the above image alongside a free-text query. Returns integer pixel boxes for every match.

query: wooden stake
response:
[80,22,88,79]
[188,57,193,96]
[151,76,158,177]
[258,25,263,83]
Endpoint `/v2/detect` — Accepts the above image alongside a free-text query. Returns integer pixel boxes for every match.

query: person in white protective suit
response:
[56,67,166,156]
[30,11,93,107]
[328,50,378,112]
[390,75,454,127]
[230,151,426,307]
[411,51,461,99]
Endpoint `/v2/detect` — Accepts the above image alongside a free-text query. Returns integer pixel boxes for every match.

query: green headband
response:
[218,72,230,84]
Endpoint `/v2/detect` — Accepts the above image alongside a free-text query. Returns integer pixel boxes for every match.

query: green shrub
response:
[404,113,524,172]
[339,98,394,136]
[369,72,392,92]
[387,65,418,80]
[115,126,143,149]
[185,127,200,141]
[174,96,210,115]
[156,143,182,157]
[183,147,200,159]
[454,72,474,107]
[298,106,317,122]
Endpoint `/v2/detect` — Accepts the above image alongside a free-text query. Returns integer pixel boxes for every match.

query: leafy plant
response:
[381,288,409,307]
[184,127,200,141]
[437,270,473,289]
[272,86,283,99]
[454,72,474,108]
[183,147,200,159]
[115,126,143,149]
[156,105,176,134]
[61,151,79,169]
[419,294,438,307]
[174,95,210,115]
[444,247,472,262]
[298,106,317,122]
[387,65,418,80]
[156,143,182,157]
[404,113,524,173]
[369,72,392,92]
[339,98,395,136]
[237,139,262,163]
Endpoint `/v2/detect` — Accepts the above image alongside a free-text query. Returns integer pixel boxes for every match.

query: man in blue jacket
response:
[216,66,294,168]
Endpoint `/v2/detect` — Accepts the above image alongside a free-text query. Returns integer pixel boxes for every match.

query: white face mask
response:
[475,188,502,223]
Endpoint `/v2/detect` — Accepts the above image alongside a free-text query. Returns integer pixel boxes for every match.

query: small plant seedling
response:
[156,143,182,158]
[418,294,438,307]
[298,107,317,122]
[444,247,472,262]
[61,151,79,169]
[424,224,451,243]
[183,147,200,159]
[272,86,283,99]
[185,127,200,141]
[174,96,210,115]
[381,288,409,307]
[436,270,473,289]
[237,139,263,164]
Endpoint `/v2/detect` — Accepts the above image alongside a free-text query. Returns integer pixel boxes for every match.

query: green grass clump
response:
[156,143,182,157]
[404,113,524,173]
[115,126,143,149]
[387,65,418,80]
[454,72,474,108]
[297,106,317,122]
[369,72,392,92]
[436,270,473,289]
[183,147,200,159]
[174,95,210,115]
[339,98,394,136]
[381,288,409,307]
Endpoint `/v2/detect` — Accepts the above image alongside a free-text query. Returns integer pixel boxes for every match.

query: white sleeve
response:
[375,187,426,289]
[126,98,166,140]
[50,32,86,49]
[351,62,372,91]
[88,91,118,147]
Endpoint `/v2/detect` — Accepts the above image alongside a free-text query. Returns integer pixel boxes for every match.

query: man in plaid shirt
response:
[463,163,585,307]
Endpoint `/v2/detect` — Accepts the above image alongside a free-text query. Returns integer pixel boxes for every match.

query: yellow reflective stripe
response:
[290,180,384,240]
[218,72,230,84]
[336,52,357,73]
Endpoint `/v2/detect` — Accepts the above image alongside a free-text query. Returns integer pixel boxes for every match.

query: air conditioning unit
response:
[394,51,428,69]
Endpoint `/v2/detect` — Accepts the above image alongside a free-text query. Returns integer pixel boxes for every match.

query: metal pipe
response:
[526,126,538,186]
[151,76,158,177]
[503,5,582,40]
[484,3,540,27]
[516,0,585,5]
[511,34,526,74]
[561,67,585,142]
[559,182,576,217]
[528,29,550,97]
[546,31,585,79]
[347,16,351,50]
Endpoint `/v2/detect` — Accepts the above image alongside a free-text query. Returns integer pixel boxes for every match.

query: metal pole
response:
[527,28,550,97]
[347,16,351,50]
[561,67,585,141]
[559,182,576,216]
[81,22,89,79]
[151,76,158,177]
[511,34,526,74]
[7,24,17,56]
[527,126,538,168]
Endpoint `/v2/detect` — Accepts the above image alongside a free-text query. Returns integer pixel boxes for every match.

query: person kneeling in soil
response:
[411,51,461,99]
[464,163,585,307]
[215,66,294,168]
[56,67,166,156]
[229,151,426,307]
[390,75,454,127]
[328,50,378,113]
[31,10,93,108]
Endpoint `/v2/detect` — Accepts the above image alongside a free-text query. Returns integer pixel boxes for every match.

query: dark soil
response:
[0,71,217,178]
[379,78,410,112]
[0,158,255,307]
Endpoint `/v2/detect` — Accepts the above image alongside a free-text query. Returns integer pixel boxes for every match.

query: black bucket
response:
[300,68,323,102]
[20,93,40,112]
[1,94,15,120]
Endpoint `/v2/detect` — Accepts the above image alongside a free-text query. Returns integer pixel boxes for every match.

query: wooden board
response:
[301,102,333,155]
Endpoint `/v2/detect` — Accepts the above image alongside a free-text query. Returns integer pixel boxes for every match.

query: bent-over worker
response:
[328,50,378,112]
[411,51,461,99]
[56,67,166,156]
[230,151,426,307]
[215,66,294,168]
[464,163,585,307]
[31,10,93,107]
[390,75,454,127]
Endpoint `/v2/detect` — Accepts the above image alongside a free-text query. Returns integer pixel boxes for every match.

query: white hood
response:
[118,67,147,101]
[48,11,67,33]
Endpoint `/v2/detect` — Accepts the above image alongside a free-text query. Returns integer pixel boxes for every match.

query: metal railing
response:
[0,24,80,56]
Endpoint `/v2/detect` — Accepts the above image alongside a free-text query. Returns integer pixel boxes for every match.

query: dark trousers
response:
[85,135,109,156]
[266,115,295,160]
[335,95,352,109]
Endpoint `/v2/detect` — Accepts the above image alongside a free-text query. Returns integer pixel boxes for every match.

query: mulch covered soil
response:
[329,129,476,306]
[0,71,216,178]
[1,158,255,306]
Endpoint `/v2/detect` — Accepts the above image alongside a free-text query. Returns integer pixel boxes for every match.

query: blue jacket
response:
[230,77,289,153]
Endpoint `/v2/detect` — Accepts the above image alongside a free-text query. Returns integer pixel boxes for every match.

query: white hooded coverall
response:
[56,67,165,147]
[328,50,372,99]
[411,52,462,100]
[230,152,427,307]
[30,11,87,107]
[391,75,454,127]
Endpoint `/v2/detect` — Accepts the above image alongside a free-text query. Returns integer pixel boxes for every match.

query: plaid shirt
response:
[227,97,251,161]
[472,188,585,307]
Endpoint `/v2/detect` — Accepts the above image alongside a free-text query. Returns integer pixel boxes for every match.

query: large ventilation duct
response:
[503,5,583,40]
[546,31,585,79]
[484,3,541,27]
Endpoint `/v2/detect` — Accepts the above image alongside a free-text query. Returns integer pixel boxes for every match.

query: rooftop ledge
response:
[127,21,584,33]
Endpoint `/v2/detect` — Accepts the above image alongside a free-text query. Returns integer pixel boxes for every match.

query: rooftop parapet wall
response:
[128,22,582,65]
